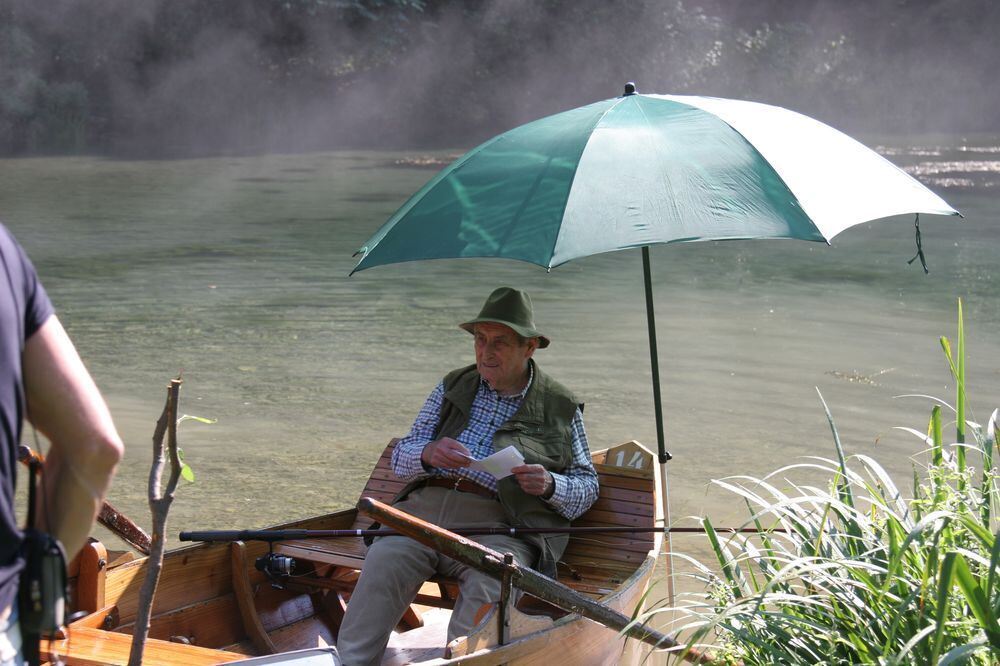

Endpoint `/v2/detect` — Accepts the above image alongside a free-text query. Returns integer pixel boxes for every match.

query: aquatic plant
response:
[647,300,1000,664]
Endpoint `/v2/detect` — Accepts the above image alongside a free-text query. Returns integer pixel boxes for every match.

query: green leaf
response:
[952,552,1000,647]
[177,413,217,425]
[177,447,195,483]
[929,551,957,664]
[956,298,966,447]
[930,405,943,467]
[940,336,956,379]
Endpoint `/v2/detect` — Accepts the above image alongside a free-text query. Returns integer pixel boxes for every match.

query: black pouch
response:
[18,527,67,637]
[17,458,67,665]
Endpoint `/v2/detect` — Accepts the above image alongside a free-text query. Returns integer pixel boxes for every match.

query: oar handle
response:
[179,529,312,542]
[19,445,152,555]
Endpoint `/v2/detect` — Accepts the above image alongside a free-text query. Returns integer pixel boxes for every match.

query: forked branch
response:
[128,377,183,666]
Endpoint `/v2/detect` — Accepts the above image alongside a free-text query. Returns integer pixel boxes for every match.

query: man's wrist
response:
[541,472,555,500]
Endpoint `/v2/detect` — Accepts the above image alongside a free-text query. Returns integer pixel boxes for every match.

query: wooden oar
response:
[18,444,152,555]
[357,496,727,665]
[179,524,782,542]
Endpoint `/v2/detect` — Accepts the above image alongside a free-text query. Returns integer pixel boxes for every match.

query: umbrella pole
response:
[641,245,675,604]
[641,246,669,466]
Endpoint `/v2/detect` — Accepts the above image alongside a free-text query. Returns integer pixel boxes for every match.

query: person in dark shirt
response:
[0,223,123,665]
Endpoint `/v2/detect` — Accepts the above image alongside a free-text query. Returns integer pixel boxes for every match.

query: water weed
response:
[649,300,1000,664]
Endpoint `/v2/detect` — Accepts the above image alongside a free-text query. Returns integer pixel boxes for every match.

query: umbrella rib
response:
[350,132,509,273]
[496,148,554,255]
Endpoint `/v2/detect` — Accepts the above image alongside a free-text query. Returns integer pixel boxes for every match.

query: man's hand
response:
[421,437,473,469]
[512,464,554,498]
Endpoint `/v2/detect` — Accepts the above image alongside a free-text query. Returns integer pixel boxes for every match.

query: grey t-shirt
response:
[0,223,54,613]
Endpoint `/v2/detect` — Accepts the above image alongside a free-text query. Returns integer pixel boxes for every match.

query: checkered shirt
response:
[392,366,599,520]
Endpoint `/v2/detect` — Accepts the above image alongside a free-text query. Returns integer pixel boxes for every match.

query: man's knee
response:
[364,536,430,570]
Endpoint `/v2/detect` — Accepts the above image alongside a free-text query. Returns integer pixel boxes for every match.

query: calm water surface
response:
[1,138,998,556]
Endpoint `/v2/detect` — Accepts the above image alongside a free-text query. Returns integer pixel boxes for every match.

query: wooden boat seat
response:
[275,440,657,608]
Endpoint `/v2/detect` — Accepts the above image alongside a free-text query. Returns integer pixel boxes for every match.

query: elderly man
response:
[337,287,599,665]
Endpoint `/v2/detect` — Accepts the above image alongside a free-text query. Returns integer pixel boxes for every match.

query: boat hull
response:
[46,441,665,665]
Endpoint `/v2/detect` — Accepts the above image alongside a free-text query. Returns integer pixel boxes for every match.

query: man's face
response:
[474,322,538,394]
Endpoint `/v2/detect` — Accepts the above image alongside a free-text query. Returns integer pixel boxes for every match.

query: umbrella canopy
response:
[352,89,958,274]
[352,85,958,459]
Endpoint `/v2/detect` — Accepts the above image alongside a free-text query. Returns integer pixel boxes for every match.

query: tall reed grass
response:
[648,300,1000,664]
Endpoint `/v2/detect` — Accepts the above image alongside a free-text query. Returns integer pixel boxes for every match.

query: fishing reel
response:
[255,547,296,588]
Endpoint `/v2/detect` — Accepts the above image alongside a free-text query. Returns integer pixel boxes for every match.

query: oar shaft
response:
[357,497,723,664]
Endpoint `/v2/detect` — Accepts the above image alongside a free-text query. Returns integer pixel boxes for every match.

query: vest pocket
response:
[515,434,571,469]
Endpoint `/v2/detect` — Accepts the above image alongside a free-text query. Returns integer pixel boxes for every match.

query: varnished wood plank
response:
[597,484,653,505]
[75,540,108,615]
[104,544,234,624]
[451,604,555,656]
[231,541,278,654]
[67,605,118,631]
[368,468,404,483]
[574,509,649,527]
[592,474,655,492]
[564,542,651,566]
[566,534,655,554]
[587,496,654,517]
[42,626,245,665]
[117,594,247,650]
[276,541,367,569]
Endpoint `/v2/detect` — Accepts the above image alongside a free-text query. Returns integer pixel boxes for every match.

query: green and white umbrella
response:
[352,83,959,514]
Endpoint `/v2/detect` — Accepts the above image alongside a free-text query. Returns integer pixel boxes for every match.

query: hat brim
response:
[460,318,550,348]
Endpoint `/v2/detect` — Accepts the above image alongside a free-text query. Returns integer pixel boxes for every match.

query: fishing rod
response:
[179,524,784,543]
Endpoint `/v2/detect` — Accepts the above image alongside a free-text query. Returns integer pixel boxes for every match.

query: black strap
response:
[21,460,41,666]
[906,214,929,274]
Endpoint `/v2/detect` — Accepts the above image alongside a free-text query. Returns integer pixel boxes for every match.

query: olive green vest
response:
[431,361,583,577]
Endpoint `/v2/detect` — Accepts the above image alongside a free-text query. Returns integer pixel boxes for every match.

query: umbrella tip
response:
[623,82,637,96]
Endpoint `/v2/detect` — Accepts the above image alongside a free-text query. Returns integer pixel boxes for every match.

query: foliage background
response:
[2,0,998,157]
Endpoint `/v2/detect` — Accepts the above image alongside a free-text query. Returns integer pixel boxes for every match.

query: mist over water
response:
[2,1,999,156]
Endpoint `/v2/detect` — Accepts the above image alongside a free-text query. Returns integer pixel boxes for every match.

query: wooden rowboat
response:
[45,439,667,665]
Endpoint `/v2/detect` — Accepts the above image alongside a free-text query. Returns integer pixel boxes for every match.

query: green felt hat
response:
[460,287,550,348]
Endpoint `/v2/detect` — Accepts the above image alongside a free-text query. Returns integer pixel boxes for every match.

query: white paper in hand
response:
[460,446,524,479]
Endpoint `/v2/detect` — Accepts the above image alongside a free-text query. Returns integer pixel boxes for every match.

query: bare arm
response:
[22,315,124,559]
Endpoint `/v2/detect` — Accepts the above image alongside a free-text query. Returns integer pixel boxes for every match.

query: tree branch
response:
[128,377,182,666]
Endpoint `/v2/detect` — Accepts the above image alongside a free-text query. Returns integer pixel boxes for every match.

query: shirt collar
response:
[482,361,534,400]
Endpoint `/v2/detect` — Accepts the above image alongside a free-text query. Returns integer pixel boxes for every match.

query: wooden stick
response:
[128,378,183,666]
[18,445,152,554]
[358,497,728,665]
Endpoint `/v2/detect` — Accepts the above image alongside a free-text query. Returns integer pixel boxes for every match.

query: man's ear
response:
[525,337,539,357]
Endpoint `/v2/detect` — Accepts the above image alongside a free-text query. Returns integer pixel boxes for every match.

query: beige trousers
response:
[335,485,537,666]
